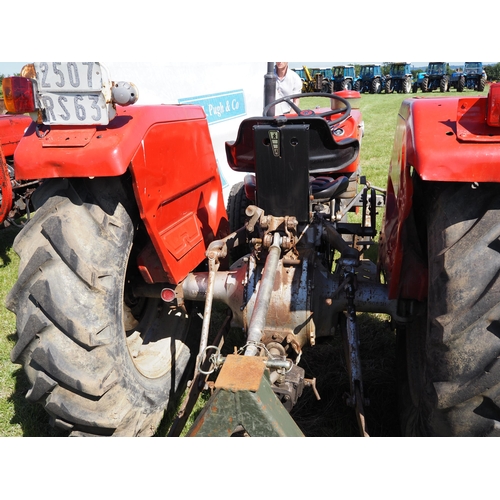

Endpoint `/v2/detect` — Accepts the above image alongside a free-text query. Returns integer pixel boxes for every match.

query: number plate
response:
[34,62,112,125]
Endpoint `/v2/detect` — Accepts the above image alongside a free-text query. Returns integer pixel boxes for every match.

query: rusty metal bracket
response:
[186,355,304,437]
[339,270,370,438]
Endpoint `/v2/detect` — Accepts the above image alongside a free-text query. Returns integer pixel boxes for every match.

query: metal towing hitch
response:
[170,184,398,436]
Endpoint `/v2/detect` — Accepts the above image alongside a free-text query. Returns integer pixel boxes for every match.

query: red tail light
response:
[160,288,176,302]
[2,77,36,114]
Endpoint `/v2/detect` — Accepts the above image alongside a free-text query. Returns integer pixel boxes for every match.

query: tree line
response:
[484,63,500,81]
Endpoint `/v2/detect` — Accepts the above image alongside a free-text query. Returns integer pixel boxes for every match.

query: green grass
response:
[0,227,22,436]
[0,224,68,437]
[0,87,489,437]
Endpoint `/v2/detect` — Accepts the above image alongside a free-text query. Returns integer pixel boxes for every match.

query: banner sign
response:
[178,89,246,124]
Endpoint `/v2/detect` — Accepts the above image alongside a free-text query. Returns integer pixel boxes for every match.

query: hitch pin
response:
[195,240,225,374]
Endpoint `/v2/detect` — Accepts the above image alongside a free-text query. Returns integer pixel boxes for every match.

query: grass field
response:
[0,87,489,437]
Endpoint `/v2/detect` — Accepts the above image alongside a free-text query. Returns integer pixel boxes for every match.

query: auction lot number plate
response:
[34,62,111,125]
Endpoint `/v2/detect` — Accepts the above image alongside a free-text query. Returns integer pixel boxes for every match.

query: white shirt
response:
[275,67,303,114]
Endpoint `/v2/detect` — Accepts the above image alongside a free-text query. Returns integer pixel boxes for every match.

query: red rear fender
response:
[380,88,500,301]
[129,114,229,284]
[405,93,500,182]
[14,105,229,285]
[0,115,32,157]
[14,105,208,179]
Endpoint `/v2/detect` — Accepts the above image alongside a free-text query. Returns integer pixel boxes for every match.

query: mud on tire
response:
[398,180,500,436]
[6,176,199,436]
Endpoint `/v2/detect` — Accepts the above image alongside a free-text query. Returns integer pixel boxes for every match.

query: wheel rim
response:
[123,286,188,380]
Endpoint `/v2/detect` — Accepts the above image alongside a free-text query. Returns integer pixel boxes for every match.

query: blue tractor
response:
[354,64,385,94]
[463,62,487,91]
[413,71,424,92]
[384,62,413,94]
[330,65,355,91]
[419,62,450,93]
[449,69,465,92]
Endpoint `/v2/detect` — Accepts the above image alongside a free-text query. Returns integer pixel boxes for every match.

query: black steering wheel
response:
[263,92,351,126]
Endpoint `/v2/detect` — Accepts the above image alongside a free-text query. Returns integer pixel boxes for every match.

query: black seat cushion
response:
[225,116,359,175]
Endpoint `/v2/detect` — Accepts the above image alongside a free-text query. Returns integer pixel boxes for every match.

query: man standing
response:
[274,62,303,115]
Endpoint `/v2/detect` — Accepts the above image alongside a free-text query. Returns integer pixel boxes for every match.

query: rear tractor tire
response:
[398,181,500,436]
[6,177,199,436]
[371,78,381,94]
[421,77,429,92]
[403,77,412,94]
[342,79,353,91]
[440,75,449,92]
[227,181,252,261]
[385,78,392,94]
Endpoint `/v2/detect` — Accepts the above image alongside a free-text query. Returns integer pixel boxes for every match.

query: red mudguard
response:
[379,85,500,301]
[0,115,32,157]
[13,105,229,284]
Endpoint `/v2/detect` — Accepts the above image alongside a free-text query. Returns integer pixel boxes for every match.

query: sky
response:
[0,62,27,75]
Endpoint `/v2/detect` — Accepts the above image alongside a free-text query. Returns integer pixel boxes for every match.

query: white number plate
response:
[34,62,112,125]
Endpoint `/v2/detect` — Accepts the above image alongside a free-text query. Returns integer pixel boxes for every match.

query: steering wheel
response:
[263,92,351,126]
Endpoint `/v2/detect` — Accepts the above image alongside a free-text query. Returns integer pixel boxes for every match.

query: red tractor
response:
[0,111,40,227]
[3,62,500,437]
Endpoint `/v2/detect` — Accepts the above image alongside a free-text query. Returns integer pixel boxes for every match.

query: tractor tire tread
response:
[7,177,196,436]
[400,181,500,436]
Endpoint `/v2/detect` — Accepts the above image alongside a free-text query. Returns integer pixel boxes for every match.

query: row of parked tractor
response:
[293,62,488,94]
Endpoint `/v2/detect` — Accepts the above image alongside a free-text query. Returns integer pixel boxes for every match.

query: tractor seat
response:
[226,116,359,222]
[225,115,360,175]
